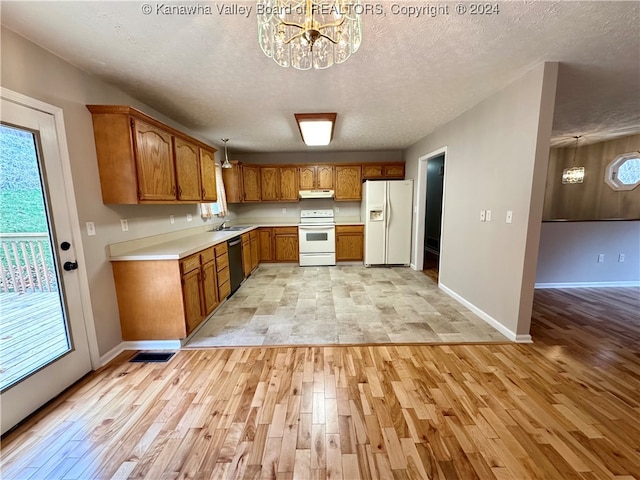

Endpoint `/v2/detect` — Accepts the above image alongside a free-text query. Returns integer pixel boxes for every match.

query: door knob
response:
[63,261,79,271]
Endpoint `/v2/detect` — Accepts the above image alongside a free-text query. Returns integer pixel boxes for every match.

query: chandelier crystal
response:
[258,0,362,70]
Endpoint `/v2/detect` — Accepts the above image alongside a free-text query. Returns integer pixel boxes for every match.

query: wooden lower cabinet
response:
[259,228,274,262]
[250,230,259,271]
[215,242,231,301]
[274,227,299,262]
[258,227,298,262]
[336,225,364,261]
[111,245,224,340]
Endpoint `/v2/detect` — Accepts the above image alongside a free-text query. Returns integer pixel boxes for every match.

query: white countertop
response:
[110,226,258,261]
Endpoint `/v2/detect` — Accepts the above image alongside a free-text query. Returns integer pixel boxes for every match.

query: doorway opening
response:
[422,154,445,282]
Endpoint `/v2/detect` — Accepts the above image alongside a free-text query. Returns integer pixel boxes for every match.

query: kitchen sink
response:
[210,225,251,232]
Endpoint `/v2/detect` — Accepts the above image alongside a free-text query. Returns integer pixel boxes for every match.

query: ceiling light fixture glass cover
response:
[258,0,362,70]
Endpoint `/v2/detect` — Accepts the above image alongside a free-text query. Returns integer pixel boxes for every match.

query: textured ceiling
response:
[2,1,639,152]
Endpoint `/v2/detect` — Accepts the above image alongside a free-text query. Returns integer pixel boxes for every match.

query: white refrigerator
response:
[362,179,414,266]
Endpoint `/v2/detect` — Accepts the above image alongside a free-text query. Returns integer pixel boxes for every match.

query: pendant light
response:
[221,138,232,169]
[561,135,585,184]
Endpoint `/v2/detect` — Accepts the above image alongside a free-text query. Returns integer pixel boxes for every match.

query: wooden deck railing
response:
[0,233,57,293]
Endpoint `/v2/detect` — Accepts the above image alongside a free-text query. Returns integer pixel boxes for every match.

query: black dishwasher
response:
[227,236,244,296]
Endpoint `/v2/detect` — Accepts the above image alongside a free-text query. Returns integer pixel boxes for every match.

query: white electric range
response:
[298,209,336,266]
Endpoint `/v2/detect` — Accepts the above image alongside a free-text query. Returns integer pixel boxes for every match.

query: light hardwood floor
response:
[1,287,639,479]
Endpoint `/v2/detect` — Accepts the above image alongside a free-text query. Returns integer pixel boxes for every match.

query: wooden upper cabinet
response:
[261,167,279,201]
[335,165,362,201]
[242,165,261,202]
[362,162,405,180]
[299,166,316,190]
[299,165,335,190]
[200,148,217,202]
[174,136,202,201]
[133,118,176,201]
[316,165,334,189]
[87,105,217,204]
[222,160,243,203]
[279,166,299,201]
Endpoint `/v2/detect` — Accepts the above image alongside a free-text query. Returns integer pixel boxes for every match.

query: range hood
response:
[299,189,335,199]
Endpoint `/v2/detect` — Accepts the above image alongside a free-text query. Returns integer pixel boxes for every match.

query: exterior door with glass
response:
[0,93,93,434]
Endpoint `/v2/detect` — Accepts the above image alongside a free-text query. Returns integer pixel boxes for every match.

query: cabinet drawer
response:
[242,233,250,244]
[216,252,229,272]
[218,279,231,301]
[200,247,215,264]
[249,229,258,241]
[273,226,298,235]
[214,242,228,257]
[336,225,364,234]
[217,265,230,286]
[180,254,200,274]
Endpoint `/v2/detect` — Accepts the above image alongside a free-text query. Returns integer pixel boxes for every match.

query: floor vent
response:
[129,352,176,363]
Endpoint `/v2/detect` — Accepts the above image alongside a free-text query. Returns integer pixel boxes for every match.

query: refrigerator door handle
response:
[385,185,390,262]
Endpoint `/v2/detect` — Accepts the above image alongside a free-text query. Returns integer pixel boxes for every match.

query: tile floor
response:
[185,265,509,348]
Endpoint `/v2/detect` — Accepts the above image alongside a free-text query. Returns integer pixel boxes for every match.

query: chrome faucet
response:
[215,221,228,231]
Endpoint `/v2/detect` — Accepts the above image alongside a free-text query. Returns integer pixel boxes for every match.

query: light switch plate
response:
[186,214,193,222]
[170,215,175,224]
[618,254,625,263]
[120,219,128,232]
[598,254,605,263]
[480,210,486,222]
[86,221,96,236]
[506,211,513,223]
[486,210,492,222]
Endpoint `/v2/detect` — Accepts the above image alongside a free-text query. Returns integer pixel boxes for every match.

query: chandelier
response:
[257,0,362,70]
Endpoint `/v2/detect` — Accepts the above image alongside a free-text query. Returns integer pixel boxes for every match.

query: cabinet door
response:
[250,232,259,271]
[299,166,315,190]
[316,165,334,189]
[202,260,218,315]
[274,228,299,262]
[261,167,279,201]
[259,228,273,262]
[133,118,176,200]
[335,165,362,201]
[200,148,217,201]
[383,164,405,178]
[174,137,202,201]
[279,167,299,201]
[242,234,252,277]
[242,165,261,202]
[222,161,243,203]
[362,164,383,179]
[182,268,204,334]
[336,226,364,261]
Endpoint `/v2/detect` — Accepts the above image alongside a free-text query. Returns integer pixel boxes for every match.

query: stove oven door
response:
[298,224,336,266]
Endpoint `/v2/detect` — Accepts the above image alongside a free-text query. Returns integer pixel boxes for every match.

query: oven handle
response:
[298,225,335,229]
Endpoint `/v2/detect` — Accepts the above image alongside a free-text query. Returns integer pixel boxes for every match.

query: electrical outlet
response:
[170,215,175,224]
[597,254,605,263]
[486,210,492,222]
[186,214,193,222]
[282,208,287,214]
[86,221,96,236]
[120,219,128,232]
[506,211,513,223]
[480,210,486,222]
[618,254,625,263]
[335,207,340,213]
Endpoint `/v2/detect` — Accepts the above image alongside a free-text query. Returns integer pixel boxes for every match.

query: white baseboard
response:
[535,281,640,289]
[99,340,182,367]
[438,283,529,343]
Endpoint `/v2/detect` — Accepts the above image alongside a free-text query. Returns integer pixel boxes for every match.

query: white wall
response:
[1,28,232,357]
[536,221,640,286]
[403,62,559,339]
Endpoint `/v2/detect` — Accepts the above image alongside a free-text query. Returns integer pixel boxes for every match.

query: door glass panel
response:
[0,124,71,391]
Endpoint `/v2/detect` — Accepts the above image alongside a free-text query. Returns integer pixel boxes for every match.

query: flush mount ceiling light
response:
[295,113,336,146]
[221,138,232,168]
[257,0,362,70]
[562,135,585,184]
